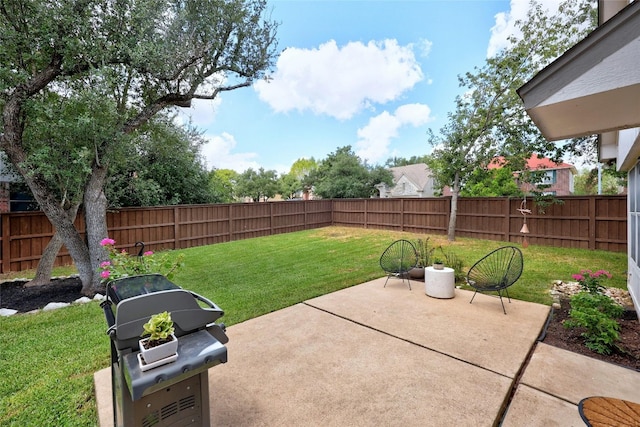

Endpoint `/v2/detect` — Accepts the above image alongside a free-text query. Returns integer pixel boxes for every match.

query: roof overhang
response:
[517,1,640,142]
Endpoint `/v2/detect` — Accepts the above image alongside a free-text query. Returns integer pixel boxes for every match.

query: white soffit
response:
[518,1,640,141]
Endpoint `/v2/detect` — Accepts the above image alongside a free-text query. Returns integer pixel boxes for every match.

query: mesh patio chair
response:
[466,246,523,314]
[380,239,418,290]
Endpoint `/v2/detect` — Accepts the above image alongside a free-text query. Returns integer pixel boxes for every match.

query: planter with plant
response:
[409,237,434,279]
[138,311,179,369]
[432,258,444,270]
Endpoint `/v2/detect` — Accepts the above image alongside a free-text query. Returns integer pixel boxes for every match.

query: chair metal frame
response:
[466,246,523,314]
[380,239,418,290]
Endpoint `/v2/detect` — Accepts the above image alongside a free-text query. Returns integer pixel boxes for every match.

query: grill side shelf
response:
[122,329,228,400]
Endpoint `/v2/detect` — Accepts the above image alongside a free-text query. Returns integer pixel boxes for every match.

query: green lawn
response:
[0,226,628,425]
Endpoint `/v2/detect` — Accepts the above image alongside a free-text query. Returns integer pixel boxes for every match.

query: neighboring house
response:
[440,155,576,197]
[0,152,23,212]
[517,0,640,314]
[488,155,577,196]
[376,163,435,198]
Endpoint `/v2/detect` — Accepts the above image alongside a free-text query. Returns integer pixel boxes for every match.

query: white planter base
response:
[138,333,178,364]
[138,351,178,372]
[425,266,455,299]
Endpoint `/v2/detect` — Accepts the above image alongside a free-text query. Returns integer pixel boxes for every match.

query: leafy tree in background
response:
[0,0,278,293]
[426,0,595,241]
[279,173,303,199]
[460,167,522,197]
[280,158,318,199]
[209,168,239,203]
[106,116,213,207]
[385,155,430,168]
[308,146,393,198]
[236,167,279,202]
[574,166,626,195]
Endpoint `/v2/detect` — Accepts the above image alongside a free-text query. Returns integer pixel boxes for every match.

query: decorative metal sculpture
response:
[517,198,531,248]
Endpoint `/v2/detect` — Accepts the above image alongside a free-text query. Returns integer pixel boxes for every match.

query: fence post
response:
[228,204,233,242]
[1,214,9,274]
[270,202,274,235]
[173,206,179,249]
[504,198,511,243]
[364,199,368,229]
[589,196,597,250]
[401,199,405,232]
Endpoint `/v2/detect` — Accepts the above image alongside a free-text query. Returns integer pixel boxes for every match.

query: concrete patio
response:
[94,277,640,426]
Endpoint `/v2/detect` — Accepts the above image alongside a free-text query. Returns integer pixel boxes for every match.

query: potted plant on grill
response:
[138,311,178,369]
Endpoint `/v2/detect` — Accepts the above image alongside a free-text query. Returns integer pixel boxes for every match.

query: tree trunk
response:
[447,171,460,242]
[27,204,81,287]
[83,163,110,294]
[1,140,93,294]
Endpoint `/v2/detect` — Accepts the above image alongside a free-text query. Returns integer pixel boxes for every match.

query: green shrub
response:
[438,247,465,282]
[413,237,434,267]
[563,292,624,355]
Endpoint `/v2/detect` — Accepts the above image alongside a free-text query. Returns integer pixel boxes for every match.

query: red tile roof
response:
[488,155,574,171]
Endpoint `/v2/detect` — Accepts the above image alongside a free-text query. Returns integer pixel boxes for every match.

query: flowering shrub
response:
[565,268,622,355]
[99,238,184,282]
[571,269,611,294]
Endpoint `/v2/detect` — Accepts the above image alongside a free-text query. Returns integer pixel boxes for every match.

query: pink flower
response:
[143,251,154,256]
[101,270,111,279]
[100,261,111,268]
[571,274,584,281]
[100,238,116,246]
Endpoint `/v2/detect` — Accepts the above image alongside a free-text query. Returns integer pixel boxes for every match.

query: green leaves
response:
[564,292,624,355]
[308,146,393,199]
[141,311,175,341]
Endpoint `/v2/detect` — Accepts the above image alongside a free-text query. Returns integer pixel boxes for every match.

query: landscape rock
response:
[42,302,70,311]
[0,308,18,317]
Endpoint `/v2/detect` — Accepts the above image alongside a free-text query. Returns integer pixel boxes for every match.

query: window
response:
[542,170,557,184]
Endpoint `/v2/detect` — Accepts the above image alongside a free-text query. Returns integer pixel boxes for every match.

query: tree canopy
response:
[0,0,279,293]
[426,0,596,240]
[307,146,393,199]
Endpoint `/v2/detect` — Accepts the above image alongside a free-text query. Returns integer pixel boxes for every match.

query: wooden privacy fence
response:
[0,195,626,273]
[332,195,627,252]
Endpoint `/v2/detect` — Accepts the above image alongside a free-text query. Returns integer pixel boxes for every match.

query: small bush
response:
[438,247,465,282]
[563,292,624,355]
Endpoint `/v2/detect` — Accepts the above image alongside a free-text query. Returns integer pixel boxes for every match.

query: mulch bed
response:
[0,277,89,313]
[542,297,640,371]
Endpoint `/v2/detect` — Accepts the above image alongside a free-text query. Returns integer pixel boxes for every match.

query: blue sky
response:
[179,0,550,174]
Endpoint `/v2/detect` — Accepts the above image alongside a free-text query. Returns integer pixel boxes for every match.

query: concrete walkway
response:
[94,278,640,426]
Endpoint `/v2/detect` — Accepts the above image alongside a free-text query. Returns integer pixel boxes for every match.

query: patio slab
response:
[519,342,640,404]
[98,277,640,426]
[305,278,550,378]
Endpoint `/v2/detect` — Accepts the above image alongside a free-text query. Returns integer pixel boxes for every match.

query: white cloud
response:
[355,103,433,164]
[487,0,559,57]
[176,97,223,129]
[201,132,260,173]
[254,39,424,120]
[417,38,433,58]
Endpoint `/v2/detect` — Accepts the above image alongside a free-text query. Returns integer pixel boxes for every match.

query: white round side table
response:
[425,266,455,298]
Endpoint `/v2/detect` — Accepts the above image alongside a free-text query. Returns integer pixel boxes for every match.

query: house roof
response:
[488,155,576,173]
[389,163,431,190]
[516,0,640,141]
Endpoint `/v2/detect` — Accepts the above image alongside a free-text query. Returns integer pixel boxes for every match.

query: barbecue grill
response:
[101,274,228,427]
